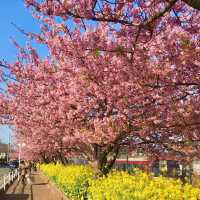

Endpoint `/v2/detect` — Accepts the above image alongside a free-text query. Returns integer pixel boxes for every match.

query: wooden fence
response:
[0,169,18,191]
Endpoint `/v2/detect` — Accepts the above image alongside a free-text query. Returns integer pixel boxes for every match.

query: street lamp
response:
[17,143,25,181]
[18,143,26,167]
[7,131,11,163]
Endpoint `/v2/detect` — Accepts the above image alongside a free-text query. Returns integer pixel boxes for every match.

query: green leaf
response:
[116,45,125,56]
[93,48,100,57]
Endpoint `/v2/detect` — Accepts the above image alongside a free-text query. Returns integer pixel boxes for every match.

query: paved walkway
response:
[0,172,67,200]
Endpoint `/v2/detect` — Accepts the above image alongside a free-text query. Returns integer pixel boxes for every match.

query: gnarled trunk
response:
[89,144,120,177]
[89,160,102,177]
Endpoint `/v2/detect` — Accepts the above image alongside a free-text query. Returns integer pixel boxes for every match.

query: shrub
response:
[41,164,200,200]
[40,163,93,199]
[87,170,200,200]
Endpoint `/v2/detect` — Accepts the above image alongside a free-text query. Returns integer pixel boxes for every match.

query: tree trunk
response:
[89,160,103,178]
[41,154,50,163]
[59,153,68,165]
[89,144,120,177]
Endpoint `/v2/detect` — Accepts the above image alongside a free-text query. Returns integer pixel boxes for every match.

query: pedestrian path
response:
[0,172,67,200]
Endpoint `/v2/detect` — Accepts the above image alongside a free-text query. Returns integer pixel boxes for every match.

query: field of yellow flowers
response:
[40,164,200,200]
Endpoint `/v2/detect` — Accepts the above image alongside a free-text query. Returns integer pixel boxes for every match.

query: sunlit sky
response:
[0,1,47,144]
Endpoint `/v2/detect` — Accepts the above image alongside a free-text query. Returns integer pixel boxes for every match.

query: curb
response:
[39,172,69,200]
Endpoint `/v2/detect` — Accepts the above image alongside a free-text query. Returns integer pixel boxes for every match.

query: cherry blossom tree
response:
[0,0,199,174]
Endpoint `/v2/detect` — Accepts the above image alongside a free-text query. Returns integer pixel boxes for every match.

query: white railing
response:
[0,168,19,191]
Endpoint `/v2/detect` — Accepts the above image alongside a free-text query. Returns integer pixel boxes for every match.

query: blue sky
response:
[0,1,47,144]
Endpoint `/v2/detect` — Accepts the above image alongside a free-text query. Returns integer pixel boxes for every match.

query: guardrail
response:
[0,169,19,191]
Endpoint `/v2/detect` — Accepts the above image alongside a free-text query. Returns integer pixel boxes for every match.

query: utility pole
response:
[7,131,11,163]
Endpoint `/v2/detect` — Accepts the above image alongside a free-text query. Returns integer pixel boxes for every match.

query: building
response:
[114,148,194,182]
[0,143,9,161]
[114,149,151,172]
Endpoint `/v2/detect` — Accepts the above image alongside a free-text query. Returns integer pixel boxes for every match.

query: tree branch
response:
[183,0,200,10]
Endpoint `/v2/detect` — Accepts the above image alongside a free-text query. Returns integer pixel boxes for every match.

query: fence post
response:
[17,169,20,181]
[3,176,6,191]
[8,173,10,184]
[10,172,12,182]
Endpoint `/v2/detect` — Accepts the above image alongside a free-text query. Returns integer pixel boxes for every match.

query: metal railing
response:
[0,169,19,191]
